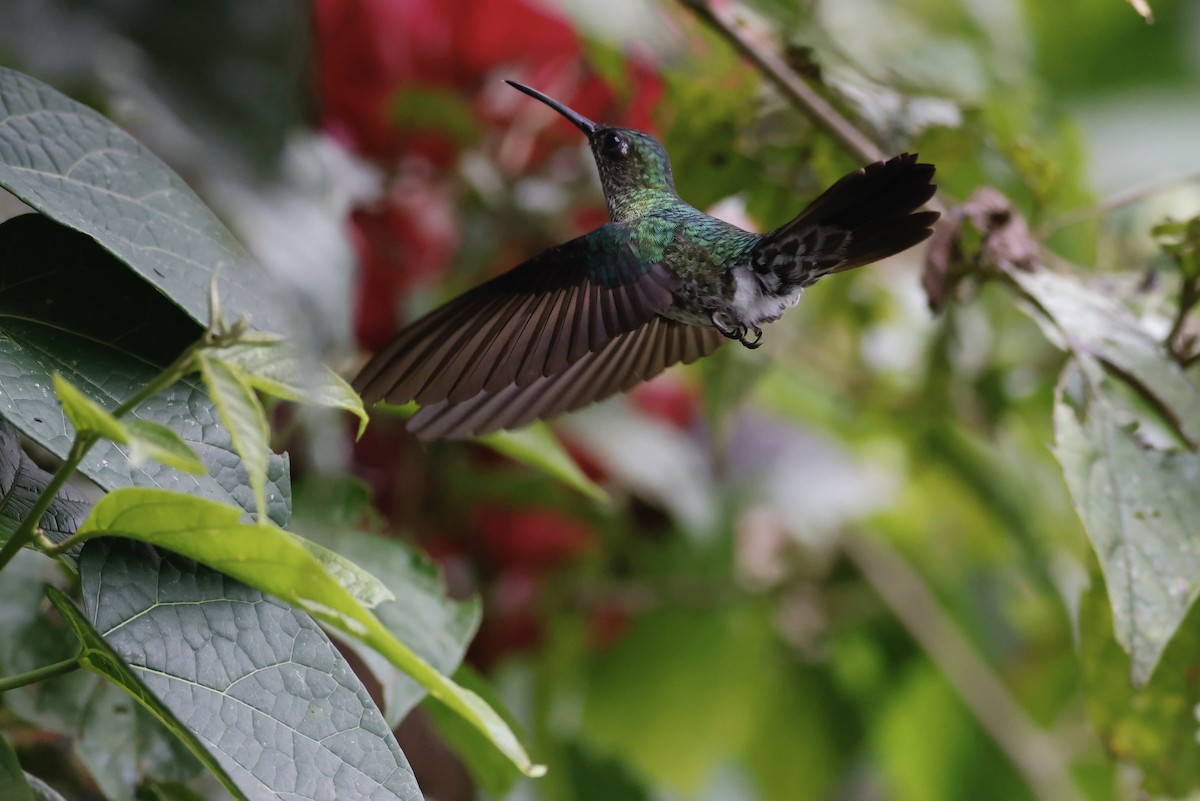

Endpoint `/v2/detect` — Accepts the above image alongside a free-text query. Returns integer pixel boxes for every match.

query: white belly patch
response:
[731,264,803,326]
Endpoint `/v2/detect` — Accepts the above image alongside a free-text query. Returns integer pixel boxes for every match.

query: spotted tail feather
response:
[749,153,938,290]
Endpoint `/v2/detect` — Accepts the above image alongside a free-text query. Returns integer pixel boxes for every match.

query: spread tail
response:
[750,153,939,288]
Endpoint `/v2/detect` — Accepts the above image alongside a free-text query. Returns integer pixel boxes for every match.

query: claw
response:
[712,311,764,349]
[711,310,743,340]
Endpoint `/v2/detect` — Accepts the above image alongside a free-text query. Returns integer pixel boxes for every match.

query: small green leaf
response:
[208,341,369,437]
[479,424,609,504]
[53,374,206,475]
[196,353,270,524]
[53,374,127,443]
[74,488,543,777]
[1153,213,1200,280]
[0,733,35,801]
[295,477,481,726]
[293,536,395,609]
[392,86,480,145]
[73,490,380,635]
[122,419,207,474]
[423,666,523,797]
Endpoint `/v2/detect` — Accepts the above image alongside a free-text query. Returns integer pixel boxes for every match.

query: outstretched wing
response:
[353,223,679,405]
[750,153,938,288]
[406,317,724,440]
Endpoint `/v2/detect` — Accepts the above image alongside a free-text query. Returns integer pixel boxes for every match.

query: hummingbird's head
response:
[506,81,678,221]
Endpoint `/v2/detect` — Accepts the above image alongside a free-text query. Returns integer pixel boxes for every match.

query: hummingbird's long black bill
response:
[505,80,597,135]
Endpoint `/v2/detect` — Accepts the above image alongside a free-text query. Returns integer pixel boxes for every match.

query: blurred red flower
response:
[586,602,631,652]
[471,504,595,574]
[314,0,662,161]
[315,0,458,159]
[350,174,458,349]
[469,568,543,667]
[630,373,701,430]
[317,0,666,346]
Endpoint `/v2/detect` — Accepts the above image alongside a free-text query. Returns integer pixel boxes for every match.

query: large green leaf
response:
[67,540,425,801]
[294,478,481,726]
[0,214,290,526]
[1054,359,1200,685]
[72,487,543,777]
[0,549,202,801]
[0,67,286,333]
[1009,264,1200,683]
[0,420,90,547]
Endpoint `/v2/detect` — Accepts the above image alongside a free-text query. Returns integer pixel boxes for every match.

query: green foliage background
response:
[2,1,1200,800]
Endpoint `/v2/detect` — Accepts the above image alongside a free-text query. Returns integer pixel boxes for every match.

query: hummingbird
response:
[354,81,938,440]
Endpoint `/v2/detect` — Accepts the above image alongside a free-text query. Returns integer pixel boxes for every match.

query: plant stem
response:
[678,0,884,164]
[844,533,1088,801]
[1165,278,1198,363]
[0,656,81,693]
[676,0,949,216]
[112,342,201,419]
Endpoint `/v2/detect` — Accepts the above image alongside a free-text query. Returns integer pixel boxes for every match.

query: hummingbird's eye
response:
[601,131,629,158]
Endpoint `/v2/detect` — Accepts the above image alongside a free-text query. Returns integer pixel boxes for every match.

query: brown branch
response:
[844,533,1088,801]
[677,0,884,165]
[1166,278,1199,364]
[678,0,947,217]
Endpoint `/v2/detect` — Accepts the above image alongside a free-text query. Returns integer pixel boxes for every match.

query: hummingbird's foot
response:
[711,311,764,349]
[711,310,743,340]
[741,323,764,349]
